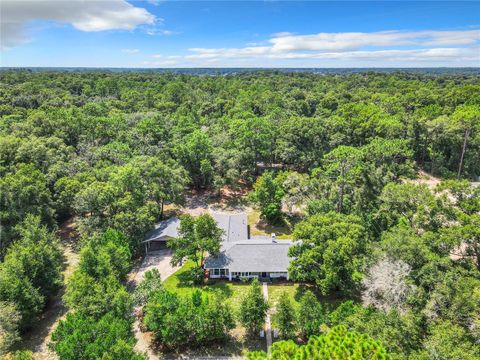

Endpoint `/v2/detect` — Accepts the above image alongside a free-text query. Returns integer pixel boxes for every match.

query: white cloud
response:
[179,29,480,67]
[1,0,155,49]
[146,28,179,36]
[268,30,480,52]
[186,46,271,59]
[267,47,480,62]
[271,31,295,38]
[122,48,139,54]
[151,54,181,59]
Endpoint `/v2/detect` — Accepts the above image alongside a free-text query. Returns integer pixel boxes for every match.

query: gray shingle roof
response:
[144,212,293,273]
[205,240,293,272]
[142,218,180,243]
[143,212,248,244]
[212,212,248,245]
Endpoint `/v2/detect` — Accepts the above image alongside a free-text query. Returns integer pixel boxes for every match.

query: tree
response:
[323,145,363,213]
[63,228,133,319]
[439,213,480,270]
[362,257,413,314]
[417,321,480,360]
[276,171,310,215]
[0,302,21,356]
[273,293,296,339]
[436,180,480,215]
[297,290,324,339]
[247,325,391,360]
[376,183,446,232]
[0,164,55,251]
[452,104,480,178]
[250,171,284,223]
[169,214,223,280]
[78,229,132,281]
[380,224,438,273]
[74,157,187,243]
[50,312,144,360]
[423,268,480,335]
[326,300,422,358]
[174,130,214,189]
[133,269,163,307]
[276,117,328,171]
[239,279,269,335]
[64,273,132,320]
[229,116,275,178]
[0,216,63,330]
[133,156,188,218]
[143,289,234,349]
[289,212,368,294]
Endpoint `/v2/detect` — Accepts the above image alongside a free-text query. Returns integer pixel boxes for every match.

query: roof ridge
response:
[228,214,231,242]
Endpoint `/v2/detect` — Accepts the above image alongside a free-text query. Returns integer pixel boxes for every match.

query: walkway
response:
[262,282,272,355]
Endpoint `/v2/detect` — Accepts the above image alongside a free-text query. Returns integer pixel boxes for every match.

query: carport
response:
[142,217,180,254]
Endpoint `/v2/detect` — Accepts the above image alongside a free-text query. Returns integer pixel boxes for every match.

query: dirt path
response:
[15,219,80,360]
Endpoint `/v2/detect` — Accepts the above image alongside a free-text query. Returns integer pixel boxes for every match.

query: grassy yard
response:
[164,260,252,313]
[268,282,314,330]
[247,209,295,239]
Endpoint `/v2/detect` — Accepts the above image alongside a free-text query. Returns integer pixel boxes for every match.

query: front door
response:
[261,272,267,278]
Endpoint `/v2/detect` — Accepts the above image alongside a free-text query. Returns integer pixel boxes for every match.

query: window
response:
[213,269,220,275]
[220,269,226,276]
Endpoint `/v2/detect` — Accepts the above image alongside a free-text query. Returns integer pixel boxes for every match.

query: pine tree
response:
[274,293,296,338]
[239,279,269,335]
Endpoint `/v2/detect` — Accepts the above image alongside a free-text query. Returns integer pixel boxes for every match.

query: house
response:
[143,212,293,280]
[204,239,292,280]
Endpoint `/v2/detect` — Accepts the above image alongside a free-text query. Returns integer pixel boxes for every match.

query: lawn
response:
[163,260,251,313]
[268,282,314,330]
[247,209,295,239]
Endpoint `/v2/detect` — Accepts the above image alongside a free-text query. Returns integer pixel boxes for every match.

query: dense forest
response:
[0,70,479,359]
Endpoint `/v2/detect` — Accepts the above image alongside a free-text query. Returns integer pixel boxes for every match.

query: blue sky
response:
[1,1,479,67]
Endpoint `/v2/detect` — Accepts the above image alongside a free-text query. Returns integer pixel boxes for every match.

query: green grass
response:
[268,282,309,329]
[247,209,294,239]
[163,261,251,312]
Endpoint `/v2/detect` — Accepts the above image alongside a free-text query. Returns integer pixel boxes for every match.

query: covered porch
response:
[207,268,289,281]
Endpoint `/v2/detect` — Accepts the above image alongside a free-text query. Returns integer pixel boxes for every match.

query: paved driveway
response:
[130,249,180,286]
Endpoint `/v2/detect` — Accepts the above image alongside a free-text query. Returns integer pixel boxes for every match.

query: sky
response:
[1,0,479,68]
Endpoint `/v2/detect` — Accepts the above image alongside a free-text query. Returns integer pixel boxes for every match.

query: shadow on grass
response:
[172,269,237,299]
[252,213,302,239]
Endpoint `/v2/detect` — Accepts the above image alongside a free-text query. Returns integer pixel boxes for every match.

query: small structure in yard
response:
[143,212,293,281]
